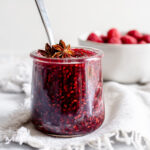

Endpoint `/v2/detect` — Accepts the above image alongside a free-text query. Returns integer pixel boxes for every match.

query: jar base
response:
[46,133,83,138]
[32,117,105,138]
[32,111,105,138]
[34,125,85,138]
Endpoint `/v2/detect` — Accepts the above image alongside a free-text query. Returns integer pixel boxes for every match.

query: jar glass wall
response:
[30,47,104,137]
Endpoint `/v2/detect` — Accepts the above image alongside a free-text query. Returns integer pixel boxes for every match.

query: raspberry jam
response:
[30,47,104,136]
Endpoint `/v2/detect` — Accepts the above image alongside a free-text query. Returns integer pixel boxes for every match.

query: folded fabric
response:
[0,59,150,150]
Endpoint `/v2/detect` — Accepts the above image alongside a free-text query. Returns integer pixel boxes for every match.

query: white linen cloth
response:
[0,58,150,150]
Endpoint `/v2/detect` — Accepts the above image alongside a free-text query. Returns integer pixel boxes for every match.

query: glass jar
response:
[30,47,104,137]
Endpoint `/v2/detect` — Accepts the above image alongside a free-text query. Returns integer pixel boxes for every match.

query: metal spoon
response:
[35,0,55,45]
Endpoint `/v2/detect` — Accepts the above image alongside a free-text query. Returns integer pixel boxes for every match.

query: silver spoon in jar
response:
[35,0,55,46]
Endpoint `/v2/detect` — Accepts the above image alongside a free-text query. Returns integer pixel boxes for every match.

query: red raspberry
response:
[100,35,108,43]
[121,35,137,44]
[127,30,143,40]
[142,34,150,43]
[107,28,120,39]
[97,37,103,43]
[138,40,147,44]
[108,37,122,44]
[87,33,103,43]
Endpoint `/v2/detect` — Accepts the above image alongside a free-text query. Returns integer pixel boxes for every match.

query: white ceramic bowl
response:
[78,32,150,83]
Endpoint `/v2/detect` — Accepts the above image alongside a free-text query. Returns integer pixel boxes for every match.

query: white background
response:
[0,0,150,54]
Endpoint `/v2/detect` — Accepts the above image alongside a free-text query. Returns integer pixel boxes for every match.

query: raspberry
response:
[127,30,143,40]
[121,35,137,44]
[87,33,103,43]
[142,34,150,43]
[108,37,122,44]
[97,37,103,43]
[138,40,147,44]
[107,28,120,39]
[100,35,108,43]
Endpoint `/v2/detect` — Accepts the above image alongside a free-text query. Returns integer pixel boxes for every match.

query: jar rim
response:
[30,46,104,63]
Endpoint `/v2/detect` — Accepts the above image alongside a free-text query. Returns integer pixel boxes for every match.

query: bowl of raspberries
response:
[78,28,150,83]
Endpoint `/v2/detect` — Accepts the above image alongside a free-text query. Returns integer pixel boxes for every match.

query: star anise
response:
[38,40,74,58]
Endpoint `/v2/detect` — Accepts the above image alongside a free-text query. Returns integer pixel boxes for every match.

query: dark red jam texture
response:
[31,49,104,136]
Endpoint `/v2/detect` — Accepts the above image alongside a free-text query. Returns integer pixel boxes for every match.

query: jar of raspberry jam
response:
[30,47,104,137]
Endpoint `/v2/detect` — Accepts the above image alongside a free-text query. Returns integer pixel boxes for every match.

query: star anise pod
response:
[52,40,74,58]
[38,43,53,58]
[38,40,74,58]
[45,43,51,54]
[38,49,49,57]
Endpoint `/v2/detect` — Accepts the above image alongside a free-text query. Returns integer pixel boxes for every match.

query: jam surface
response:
[31,48,104,136]
[68,48,96,58]
[37,48,97,59]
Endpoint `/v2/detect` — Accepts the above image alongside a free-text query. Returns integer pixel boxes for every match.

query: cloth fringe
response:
[0,126,149,150]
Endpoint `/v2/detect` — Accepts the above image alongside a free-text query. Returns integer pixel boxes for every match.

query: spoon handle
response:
[35,0,55,45]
